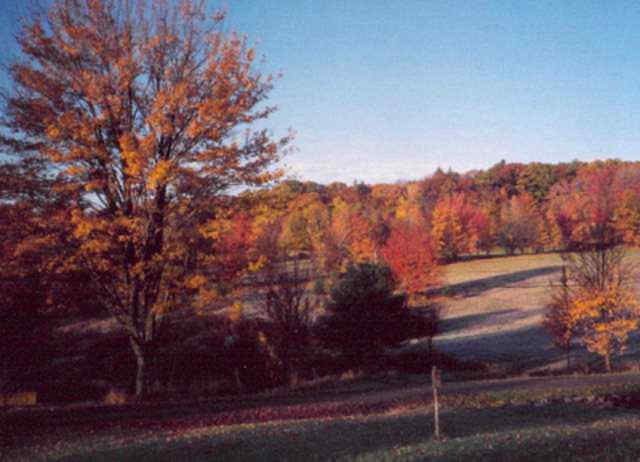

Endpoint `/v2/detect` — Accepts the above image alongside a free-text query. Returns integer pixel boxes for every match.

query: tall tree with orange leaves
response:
[1,0,290,397]
[431,192,486,262]
[381,221,439,297]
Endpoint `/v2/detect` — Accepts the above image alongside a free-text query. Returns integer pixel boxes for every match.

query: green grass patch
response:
[8,377,640,461]
[29,401,640,461]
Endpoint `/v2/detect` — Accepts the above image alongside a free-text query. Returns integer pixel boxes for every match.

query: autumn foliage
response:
[4,0,640,400]
[431,192,487,262]
[381,222,439,295]
[2,0,289,397]
[568,285,640,372]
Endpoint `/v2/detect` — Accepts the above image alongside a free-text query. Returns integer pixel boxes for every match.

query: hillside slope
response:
[429,252,640,371]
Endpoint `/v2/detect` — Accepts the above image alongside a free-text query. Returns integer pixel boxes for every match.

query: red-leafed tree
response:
[547,162,624,253]
[381,222,439,296]
[2,0,290,397]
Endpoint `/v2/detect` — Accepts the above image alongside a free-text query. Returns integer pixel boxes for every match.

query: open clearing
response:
[6,251,640,461]
[5,372,640,461]
[430,252,640,371]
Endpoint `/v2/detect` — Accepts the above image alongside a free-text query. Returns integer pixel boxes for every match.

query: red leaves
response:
[381,222,439,295]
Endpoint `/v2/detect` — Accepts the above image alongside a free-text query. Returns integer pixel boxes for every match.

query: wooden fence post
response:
[432,365,442,440]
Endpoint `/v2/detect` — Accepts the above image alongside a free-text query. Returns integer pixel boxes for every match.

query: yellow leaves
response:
[195,287,220,309]
[81,238,110,254]
[84,179,103,192]
[186,273,207,290]
[119,133,145,177]
[14,235,56,258]
[252,203,282,236]
[71,209,95,238]
[152,300,170,317]
[254,169,282,186]
[228,300,244,322]
[567,284,640,364]
[248,255,267,272]
[147,159,171,190]
[199,217,232,240]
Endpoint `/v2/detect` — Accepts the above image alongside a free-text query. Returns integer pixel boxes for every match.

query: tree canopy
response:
[1,0,290,396]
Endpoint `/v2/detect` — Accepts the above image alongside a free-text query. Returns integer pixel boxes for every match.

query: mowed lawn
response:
[433,253,564,369]
[7,376,640,461]
[431,251,640,370]
[38,406,640,461]
[8,251,640,461]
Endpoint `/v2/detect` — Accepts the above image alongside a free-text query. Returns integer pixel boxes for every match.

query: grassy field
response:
[427,252,640,372]
[431,253,564,370]
[6,373,640,461]
[7,251,640,461]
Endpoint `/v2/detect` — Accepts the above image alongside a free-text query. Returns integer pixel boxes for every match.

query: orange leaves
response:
[329,196,378,264]
[147,159,171,190]
[431,192,485,262]
[186,273,207,290]
[119,133,145,178]
[567,284,640,370]
[547,162,630,250]
[5,0,288,397]
[381,222,439,295]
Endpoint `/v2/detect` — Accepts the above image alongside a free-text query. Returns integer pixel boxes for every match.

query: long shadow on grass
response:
[54,403,640,461]
[435,323,559,370]
[428,265,562,298]
[439,308,528,335]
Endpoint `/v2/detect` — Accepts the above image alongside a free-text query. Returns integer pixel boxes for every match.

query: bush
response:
[317,262,412,370]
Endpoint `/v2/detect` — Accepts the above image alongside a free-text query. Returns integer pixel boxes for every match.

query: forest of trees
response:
[2,0,640,400]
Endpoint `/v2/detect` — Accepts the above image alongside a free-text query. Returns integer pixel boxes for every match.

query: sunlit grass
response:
[8,379,640,461]
[27,395,640,461]
[430,251,640,371]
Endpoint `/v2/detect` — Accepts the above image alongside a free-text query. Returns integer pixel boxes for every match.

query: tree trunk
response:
[604,353,611,373]
[234,367,242,393]
[130,338,146,398]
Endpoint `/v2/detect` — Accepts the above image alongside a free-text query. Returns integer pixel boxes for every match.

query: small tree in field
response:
[543,266,577,370]
[318,262,410,370]
[2,0,290,397]
[261,257,315,387]
[569,285,640,372]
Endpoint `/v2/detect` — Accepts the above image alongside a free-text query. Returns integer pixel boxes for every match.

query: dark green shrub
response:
[317,262,411,370]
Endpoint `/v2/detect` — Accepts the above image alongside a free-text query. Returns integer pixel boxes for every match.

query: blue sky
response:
[3,1,640,184]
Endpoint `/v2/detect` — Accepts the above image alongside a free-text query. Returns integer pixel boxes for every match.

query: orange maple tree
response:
[568,284,640,372]
[2,0,290,396]
[431,192,486,262]
[381,221,439,297]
